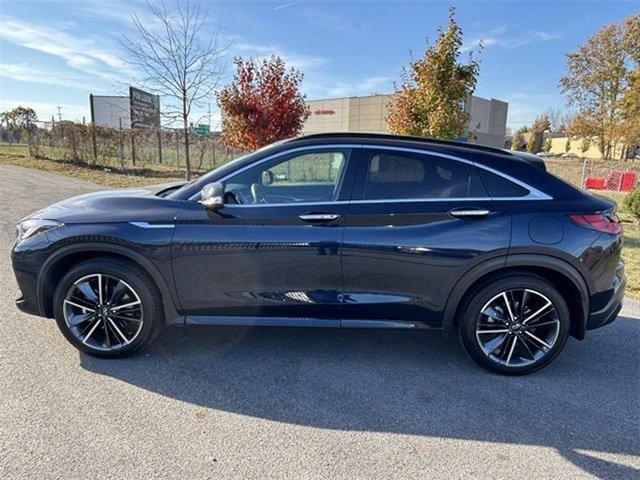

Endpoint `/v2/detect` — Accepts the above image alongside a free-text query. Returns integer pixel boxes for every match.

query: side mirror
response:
[261,170,274,185]
[200,182,224,210]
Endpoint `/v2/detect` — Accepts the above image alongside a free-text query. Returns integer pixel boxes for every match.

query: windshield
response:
[165,140,287,200]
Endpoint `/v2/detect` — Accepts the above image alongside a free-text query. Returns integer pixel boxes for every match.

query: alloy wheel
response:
[475,288,560,368]
[63,273,144,351]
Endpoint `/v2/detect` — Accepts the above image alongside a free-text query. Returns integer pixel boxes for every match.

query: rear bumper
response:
[586,263,626,330]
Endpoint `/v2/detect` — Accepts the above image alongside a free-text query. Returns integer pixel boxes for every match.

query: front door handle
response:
[299,213,340,223]
[449,208,491,218]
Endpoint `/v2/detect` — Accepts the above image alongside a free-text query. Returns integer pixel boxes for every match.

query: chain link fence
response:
[1,123,639,191]
[544,156,639,192]
[1,120,235,179]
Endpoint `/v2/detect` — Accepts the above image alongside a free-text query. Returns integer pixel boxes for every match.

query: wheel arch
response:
[37,243,181,324]
[442,254,590,340]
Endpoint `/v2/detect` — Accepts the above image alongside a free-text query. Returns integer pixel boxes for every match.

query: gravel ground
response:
[1,164,638,479]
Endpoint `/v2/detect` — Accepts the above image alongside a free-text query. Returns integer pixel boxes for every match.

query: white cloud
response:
[0,99,88,123]
[321,76,394,98]
[0,16,127,82]
[503,91,558,128]
[75,0,149,25]
[233,41,329,71]
[0,63,90,90]
[461,26,560,53]
[302,8,360,37]
[533,31,561,42]
[273,2,297,11]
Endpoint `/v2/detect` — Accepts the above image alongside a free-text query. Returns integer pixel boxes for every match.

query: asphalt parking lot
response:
[1,164,639,479]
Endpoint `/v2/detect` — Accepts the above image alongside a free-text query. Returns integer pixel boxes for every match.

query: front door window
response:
[223,149,348,205]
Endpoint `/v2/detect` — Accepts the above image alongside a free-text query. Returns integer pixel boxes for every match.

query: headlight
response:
[16,219,62,241]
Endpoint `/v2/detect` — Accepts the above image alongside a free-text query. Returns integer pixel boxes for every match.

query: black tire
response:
[458,273,570,375]
[53,256,163,358]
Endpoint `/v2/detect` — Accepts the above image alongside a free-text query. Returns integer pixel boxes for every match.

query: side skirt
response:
[184,316,443,330]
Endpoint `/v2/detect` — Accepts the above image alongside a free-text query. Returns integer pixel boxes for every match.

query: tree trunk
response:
[182,93,191,181]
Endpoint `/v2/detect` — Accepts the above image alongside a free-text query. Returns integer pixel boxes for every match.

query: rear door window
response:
[361,150,485,200]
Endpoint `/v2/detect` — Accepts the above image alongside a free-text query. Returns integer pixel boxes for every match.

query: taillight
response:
[569,213,622,234]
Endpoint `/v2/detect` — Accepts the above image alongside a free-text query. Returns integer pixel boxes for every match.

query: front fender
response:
[37,242,182,324]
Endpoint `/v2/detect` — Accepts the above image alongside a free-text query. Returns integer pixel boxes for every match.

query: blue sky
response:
[1,0,638,129]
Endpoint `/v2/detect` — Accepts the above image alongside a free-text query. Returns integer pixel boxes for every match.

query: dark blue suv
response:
[11,133,626,374]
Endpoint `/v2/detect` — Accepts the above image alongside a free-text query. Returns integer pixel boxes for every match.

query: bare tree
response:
[121,0,229,179]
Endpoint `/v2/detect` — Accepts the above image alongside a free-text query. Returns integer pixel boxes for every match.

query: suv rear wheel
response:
[53,257,162,357]
[458,274,570,375]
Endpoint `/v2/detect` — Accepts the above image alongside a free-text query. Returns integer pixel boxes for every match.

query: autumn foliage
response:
[560,14,639,159]
[218,56,310,150]
[387,7,480,139]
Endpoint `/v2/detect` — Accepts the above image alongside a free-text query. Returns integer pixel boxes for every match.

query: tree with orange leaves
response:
[218,56,310,150]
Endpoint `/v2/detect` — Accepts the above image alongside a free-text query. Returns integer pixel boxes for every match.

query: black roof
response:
[287,132,546,170]
[288,132,515,157]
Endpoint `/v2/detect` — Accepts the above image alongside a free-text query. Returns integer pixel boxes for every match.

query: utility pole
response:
[56,106,64,143]
[208,102,212,169]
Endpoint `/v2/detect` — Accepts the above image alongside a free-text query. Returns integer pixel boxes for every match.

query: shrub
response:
[580,138,591,154]
[511,133,522,151]
[623,188,640,226]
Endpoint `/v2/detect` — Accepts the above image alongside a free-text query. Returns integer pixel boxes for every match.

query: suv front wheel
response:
[53,257,162,357]
[458,274,571,375]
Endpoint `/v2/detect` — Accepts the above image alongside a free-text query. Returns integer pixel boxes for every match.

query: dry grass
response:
[603,191,639,299]
[0,152,184,188]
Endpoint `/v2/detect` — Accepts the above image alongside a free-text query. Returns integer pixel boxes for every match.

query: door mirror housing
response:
[261,170,274,185]
[200,182,224,210]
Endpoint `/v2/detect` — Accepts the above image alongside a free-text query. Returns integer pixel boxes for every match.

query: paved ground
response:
[1,164,639,479]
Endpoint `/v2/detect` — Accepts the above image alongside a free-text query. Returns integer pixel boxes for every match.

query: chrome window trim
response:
[362,144,552,201]
[188,143,553,204]
[188,144,361,201]
[130,222,175,229]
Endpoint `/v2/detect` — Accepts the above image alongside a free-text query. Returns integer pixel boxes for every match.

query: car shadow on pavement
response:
[80,315,640,479]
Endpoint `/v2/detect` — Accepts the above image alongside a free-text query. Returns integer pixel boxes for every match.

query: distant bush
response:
[511,133,522,151]
[580,138,591,155]
[624,188,640,226]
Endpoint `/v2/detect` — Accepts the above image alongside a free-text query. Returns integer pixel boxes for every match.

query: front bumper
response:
[16,295,39,316]
[586,262,626,330]
[12,236,51,318]
[13,266,41,316]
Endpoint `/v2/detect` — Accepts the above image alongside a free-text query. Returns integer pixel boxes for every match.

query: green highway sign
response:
[195,124,210,137]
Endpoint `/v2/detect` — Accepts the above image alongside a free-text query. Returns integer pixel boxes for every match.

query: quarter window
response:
[362,151,482,200]
[477,169,529,198]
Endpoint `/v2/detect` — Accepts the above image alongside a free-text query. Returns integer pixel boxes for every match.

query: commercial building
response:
[302,93,508,148]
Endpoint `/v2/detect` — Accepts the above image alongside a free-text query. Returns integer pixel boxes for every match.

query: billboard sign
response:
[90,95,131,128]
[129,87,160,129]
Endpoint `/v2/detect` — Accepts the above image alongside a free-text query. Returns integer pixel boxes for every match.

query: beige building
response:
[547,135,633,160]
[302,93,508,148]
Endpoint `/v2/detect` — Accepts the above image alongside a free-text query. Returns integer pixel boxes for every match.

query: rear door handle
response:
[449,208,491,218]
[299,213,340,223]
